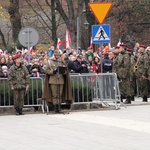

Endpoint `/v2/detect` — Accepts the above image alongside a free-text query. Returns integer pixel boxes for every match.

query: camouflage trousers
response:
[13,90,25,109]
[119,78,134,97]
[50,84,64,105]
[137,78,149,97]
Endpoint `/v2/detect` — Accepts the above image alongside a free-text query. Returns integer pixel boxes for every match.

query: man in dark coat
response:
[42,50,72,113]
[74,55,89,73]
[102,54,113,73]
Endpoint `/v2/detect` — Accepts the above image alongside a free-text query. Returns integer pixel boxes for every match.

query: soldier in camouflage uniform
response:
[8,53,30,115]
[146,46,150,97]
[117,44,132,104]
[127,48,136,101]
[112,46,121,74]
[0,65,3,77]
[134,45,149,102]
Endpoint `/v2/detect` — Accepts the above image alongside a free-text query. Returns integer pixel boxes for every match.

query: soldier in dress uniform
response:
[8,53,30,115]
[117,44,132,104]
[134,45,149,102]
[42,50,72,113]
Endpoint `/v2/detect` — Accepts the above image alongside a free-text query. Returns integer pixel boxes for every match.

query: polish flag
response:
[56,38,62,50]
[30,47,34,53]
[117,39,121,46]
[66,29,71,48]
[90,37,94,50]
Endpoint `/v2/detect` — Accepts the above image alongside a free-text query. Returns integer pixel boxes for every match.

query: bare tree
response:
[8,0,21,44]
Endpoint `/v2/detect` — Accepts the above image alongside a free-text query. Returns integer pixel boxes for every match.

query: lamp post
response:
[84,20,89,50]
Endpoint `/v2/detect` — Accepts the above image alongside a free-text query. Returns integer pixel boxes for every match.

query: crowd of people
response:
[0,42,150,114]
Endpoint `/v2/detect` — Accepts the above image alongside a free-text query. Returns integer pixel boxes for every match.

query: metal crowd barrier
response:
[0,77,44,113]
[70,73,123,109]
[0,73,122,113]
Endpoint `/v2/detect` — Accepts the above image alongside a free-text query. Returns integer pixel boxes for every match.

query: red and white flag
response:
[56,38,62,50]
[66,29,71,48]
[30,47,34,53]
[90,37,94,50]
[117,38,121,46]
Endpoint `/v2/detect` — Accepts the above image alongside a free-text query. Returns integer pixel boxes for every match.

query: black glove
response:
[53,68,57,74]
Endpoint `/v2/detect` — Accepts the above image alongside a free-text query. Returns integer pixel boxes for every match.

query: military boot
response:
[54,105,59,114]
[142,96,148,102]
[15,107,20,115]
[124,96,131,104]
[130,96,135,101]
[120,95,124,102]
[19,108,24,115]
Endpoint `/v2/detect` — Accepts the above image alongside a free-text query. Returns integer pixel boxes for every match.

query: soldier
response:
[134,45,149,102]
[0,65,3,77]
[127,48,136,101]
[112,46,120,74]
[117,44,132,104]
[8,53,30,115]
[42,50,72,113]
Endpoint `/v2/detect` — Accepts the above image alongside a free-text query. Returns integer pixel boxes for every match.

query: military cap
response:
[139,44,146,49]
[54,50,61,55]
[127,48,133,53]
[119,44,127,47]
[115,46,120,49]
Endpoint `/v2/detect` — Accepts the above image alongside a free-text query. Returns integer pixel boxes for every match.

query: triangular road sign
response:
[88,2,112,24]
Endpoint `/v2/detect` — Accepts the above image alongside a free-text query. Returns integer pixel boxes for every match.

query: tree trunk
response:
[8,0,21,44]
[0,29,7,48]
[51,0,57,46]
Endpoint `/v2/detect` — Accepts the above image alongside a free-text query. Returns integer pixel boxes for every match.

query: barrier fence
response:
[70,73,122,109]
[0,77,44,112]
[0,73,122,112]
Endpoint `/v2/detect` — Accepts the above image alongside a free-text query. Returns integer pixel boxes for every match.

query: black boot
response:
[120,95,124,102]
[54,105,59,114]
[124,96,131,104]
[19,108,24,115]
[142,96,148,102]
[15,107,19,115]
[130,96,135,101]
[48,105,54,112]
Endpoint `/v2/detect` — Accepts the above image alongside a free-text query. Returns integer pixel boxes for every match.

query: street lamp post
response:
[84,20,89,50]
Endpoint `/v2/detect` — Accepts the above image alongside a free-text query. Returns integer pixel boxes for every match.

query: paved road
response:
[0,104,150,150]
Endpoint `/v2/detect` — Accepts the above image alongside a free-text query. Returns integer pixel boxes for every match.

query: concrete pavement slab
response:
[0,105,150,150]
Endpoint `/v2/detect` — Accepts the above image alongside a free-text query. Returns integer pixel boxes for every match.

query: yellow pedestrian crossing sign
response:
[92,25,110,44]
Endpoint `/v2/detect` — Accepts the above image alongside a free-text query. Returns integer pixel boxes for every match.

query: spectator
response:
[85,47,94,61]
[74,55,88,73]
[92,56,101,74]
[102,54,113,73]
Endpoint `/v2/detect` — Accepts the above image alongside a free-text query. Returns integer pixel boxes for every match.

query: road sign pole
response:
[18,27,39,64]
[100,44,103,73]
[27,28,30,64]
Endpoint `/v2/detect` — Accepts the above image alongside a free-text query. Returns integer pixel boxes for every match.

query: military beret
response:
[127,48,133,53]
[13,53,21,60]
[115,46,120,49]
[119,44,127,47]
[54,50,61,55]
[139,44,146,49]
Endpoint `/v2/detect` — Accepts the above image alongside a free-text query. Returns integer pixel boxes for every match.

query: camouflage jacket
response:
[112,53,119,73]
[8,64,30,90]
[0,66,3,77]
[117,51,131,79]
[135,52,149,78]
